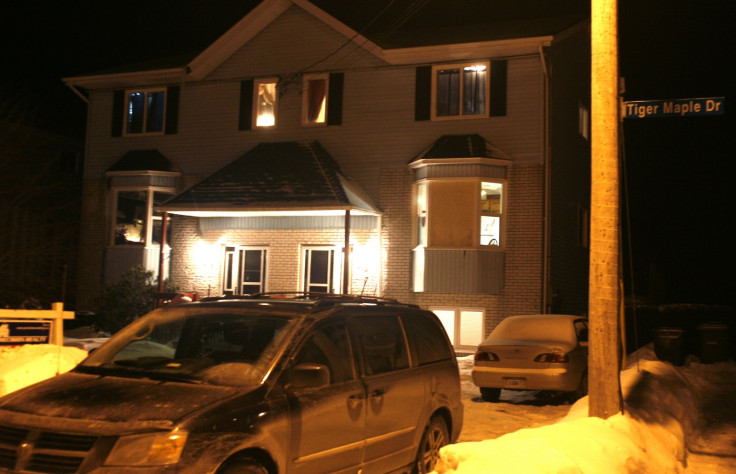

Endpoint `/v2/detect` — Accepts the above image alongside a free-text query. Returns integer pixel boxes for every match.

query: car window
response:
[352,315,409,375]
[403,312,453,365]
[293,321,354,383]
[489,317,577,344]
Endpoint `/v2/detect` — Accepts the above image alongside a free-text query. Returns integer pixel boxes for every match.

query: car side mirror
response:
[578,329,589,344]
[290,363,330,389]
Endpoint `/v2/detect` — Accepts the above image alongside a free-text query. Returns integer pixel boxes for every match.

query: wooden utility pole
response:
[589,0,623,418]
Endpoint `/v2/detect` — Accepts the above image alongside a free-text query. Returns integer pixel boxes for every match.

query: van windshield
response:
[77,309,295,386]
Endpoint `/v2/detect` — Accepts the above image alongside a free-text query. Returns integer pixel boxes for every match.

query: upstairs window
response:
[125,89,165,135]
[254,78,278,128]
[302,74,328,125]
[432,62,489,119]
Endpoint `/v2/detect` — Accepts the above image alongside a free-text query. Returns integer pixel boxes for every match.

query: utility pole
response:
[589,0,623,418]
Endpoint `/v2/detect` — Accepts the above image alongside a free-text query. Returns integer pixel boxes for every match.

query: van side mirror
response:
[290,363,330,389]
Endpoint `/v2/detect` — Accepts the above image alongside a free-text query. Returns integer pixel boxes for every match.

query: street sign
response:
[623,97,724,119]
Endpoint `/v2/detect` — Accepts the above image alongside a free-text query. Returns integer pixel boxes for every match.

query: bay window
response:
[112,189,173,246]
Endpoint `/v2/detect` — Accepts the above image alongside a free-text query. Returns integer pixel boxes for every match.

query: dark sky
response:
[2,0,733,304]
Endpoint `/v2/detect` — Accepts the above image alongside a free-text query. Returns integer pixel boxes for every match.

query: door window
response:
[352,316,409,375]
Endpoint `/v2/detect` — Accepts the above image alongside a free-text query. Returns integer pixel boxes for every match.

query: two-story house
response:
[64,0,591,349]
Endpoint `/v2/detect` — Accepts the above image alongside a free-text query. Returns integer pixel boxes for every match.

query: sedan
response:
[471,314,588,402]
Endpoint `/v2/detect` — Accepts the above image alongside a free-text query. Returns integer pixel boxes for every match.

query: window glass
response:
[241,249,266,294]
[402,313,452,365]
[303,75,327,125]
[480,181,502,246]
[459,310,483,347]
[353,316,409,375]
[255,79,277,127]
[222,247,267,295]
[434,63,488,118]
[416,182,427,246]
[115,190,147,245]
[303,248,337,293]
[294,321,354,384]
[126,90,165,134]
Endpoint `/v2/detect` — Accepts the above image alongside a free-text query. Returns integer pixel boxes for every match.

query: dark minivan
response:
[0,294,462,473]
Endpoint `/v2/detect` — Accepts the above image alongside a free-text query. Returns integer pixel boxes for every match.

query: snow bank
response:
[0,345,88,396]
[436,346,697,473]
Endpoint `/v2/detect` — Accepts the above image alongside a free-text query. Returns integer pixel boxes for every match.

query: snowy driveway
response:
[457,355,570,442]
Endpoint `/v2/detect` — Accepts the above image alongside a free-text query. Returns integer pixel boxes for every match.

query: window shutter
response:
[326,72,344,126]
[489,60,507,117]
[111,90,124,137]
[165,86,180,134]
[239,79,254,131]
[414,66,432,121]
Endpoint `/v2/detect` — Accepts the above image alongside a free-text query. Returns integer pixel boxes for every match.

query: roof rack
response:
[199,292,416,307]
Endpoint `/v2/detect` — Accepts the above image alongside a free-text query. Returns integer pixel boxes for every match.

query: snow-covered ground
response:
[0,342,734,473]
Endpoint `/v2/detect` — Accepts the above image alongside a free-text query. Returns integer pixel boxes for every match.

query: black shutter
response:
[165,86,180,134]
[489,60,507,117]
[326,72,344,126]
[414,66,432,121]
[111,90,124,137]
[238,80,254,131]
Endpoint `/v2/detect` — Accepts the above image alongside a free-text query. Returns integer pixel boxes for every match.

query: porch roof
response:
[158,141,381,217]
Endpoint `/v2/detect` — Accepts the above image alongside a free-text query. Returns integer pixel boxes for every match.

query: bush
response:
[94,266,177,333]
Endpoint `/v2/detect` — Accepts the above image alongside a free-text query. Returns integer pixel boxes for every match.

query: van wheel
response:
[415,415,448,474]
[480,387,501,402]
[217,457,270,474]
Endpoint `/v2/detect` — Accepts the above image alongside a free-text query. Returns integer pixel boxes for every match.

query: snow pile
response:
[436,347,699,473]
[0,345,88,396]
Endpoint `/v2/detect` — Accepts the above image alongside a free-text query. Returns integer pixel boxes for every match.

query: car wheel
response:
[415,415,449,474]
[480,387,501,402]
[217,457,270,474]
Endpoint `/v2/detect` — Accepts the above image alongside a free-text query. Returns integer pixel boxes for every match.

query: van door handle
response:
[368,389,384,399]
[347,393,363,410]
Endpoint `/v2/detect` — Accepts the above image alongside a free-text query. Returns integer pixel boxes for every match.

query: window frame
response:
[222,246,268,296]
[301,73,329,126]
[110,186,174,247]
[430,306,486,351]
[414,177,507,249]
[253,77,279,128]
[122,88,167,136]
[430,61,491,121]
[301,245,343,294]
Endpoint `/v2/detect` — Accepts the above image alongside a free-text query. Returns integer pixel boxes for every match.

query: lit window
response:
[302,74,328,125]
[125,89,165,134]
[254,78,278,127]
[222,247,267,295]
[432,62,489,119]
[480,182,503,246]
[415,179,505,249]
[113,189,173,246]
[432,307,485,350]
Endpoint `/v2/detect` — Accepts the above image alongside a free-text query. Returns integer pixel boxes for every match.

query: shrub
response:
[94,266,177,333]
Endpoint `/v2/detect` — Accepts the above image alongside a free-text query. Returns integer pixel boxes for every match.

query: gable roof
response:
[159,141,380,216]
[64,0,588,89]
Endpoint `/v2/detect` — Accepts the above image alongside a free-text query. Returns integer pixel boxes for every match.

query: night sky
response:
[2,0,733,305]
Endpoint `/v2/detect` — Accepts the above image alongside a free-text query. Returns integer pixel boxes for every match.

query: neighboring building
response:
[64,0,591,349]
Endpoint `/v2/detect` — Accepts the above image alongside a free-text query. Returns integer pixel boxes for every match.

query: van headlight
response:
[105,430,188,466]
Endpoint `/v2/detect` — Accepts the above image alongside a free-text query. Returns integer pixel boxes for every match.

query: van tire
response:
[414,415,449,473]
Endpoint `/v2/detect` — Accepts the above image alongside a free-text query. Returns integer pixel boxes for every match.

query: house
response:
[64,0,591,349]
